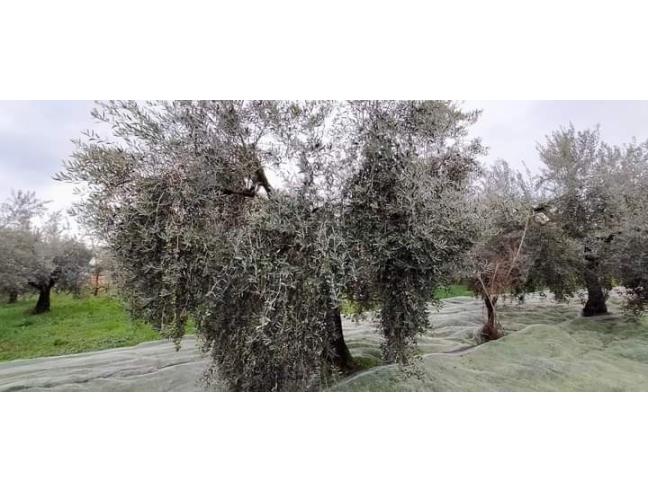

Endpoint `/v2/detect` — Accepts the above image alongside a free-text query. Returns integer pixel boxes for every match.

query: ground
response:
[0,337,206,391]
[2,290,648,391]
[0,294,162,362]
[336,294,648,391]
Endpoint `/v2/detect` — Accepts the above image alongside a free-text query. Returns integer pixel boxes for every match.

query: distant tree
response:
[0,191,91,313]
[0,190,47,229]
[522,213,583,302]
[467,162,535,340]
[88,244,114,296]
[603,141,648,315]
[467,161,585,340]
[343,101,483,362]
[0,191,46,303]
[0,228,34,303]
[537,126,626,316]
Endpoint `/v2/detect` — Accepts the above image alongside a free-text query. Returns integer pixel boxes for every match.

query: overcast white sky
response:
[2,100,648,227]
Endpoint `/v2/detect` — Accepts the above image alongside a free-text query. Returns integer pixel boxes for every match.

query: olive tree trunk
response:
[93,272,100,296]
[33,285,52,314]
[7,290,18,304]
[324,307,355,373]
[30,270,59,315]
[481,294,502,341]
[582,256,608,317]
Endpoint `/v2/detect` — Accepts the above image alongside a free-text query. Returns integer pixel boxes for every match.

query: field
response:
[0,294,162,362]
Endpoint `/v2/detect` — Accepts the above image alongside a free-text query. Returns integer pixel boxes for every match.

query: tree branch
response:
[504,213,531,285]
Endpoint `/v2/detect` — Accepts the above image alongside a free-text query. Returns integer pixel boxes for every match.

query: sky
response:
[0,100,95,216]
[2,100,648,230]
[465,101,648,172]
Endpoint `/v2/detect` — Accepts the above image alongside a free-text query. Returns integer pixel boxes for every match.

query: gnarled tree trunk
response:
[30,270,59,315]
[7,290,18,304]
[33,285,52,314]
[30,275,58,314]
[482,294,502,341]
[324,307,355,373]
[93,270,101,296]
[582,256,607,317]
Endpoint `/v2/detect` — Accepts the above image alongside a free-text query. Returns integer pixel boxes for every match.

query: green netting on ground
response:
[336,294,648,391]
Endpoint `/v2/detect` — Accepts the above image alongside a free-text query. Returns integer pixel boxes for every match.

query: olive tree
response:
[466,161,538,340]
[466,156,602,340]
[61,100,486,389]
[88,243,114,296]
[60,100,358,390]
[200,195,352,390]
[0,191,46,303]
[0,191,92,313]
[343,101,482,363]
[537,126,626,316]
[604,140,648,316]
[0,228,34,303]
[25,212,92,313]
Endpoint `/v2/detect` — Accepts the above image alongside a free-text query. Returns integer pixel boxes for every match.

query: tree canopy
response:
[59,100,484,390]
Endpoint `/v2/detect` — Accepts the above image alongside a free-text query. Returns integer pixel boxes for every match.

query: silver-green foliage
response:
[200,196,350,390]
[60,100,484,389]
[343,101,483,362]
[0,191,91,304]
[604,141,648,315]
[537,126,648,314]
[60,100,350,390]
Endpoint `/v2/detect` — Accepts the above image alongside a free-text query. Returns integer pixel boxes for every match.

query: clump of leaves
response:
[343,101,483,363]
[197,195,351,390]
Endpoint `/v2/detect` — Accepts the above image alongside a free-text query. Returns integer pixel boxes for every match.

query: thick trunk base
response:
[583,255,608,317]
[7,291,18,304]
[93,272,100,296]
[324,307,356,374]
[481,321,503,341]
[33,287,51,314]
[582,297,608,317]
[481,295,503,341]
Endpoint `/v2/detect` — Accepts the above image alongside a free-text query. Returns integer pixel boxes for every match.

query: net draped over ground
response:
[2,294,647,391]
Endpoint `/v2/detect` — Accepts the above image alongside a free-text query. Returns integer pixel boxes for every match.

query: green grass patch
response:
[0,294,165,362]
[351,355,382,370]
[434,284,473,299]
[341,284,472,316]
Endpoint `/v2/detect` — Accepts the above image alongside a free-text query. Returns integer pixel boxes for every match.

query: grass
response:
[0,294,164,362]
[434,284,473,299]
[341,284,472,316]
